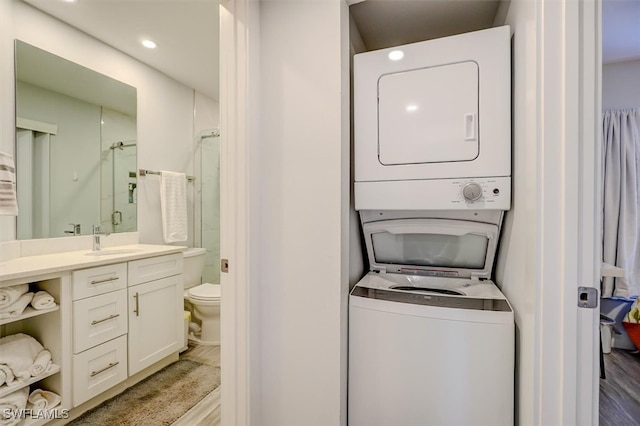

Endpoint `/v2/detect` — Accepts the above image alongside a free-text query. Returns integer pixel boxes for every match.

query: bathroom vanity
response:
[0,242,185,424]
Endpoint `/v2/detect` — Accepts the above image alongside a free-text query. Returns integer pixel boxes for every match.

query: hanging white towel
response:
[160,171,188,243]
[0,152,18,216]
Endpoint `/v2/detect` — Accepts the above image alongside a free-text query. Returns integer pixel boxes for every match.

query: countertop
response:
[0,244,187,283]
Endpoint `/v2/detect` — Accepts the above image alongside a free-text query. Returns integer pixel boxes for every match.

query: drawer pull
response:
[90,276,119,285]
[90,314,120,326]
[90,361,119,377]
[133,292,139,317]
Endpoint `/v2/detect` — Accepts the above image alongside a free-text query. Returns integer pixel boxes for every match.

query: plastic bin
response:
[181,310,191,353]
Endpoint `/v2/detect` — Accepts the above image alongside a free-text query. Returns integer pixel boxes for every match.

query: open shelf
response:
[0,306,59,327]
[0,364,60,399]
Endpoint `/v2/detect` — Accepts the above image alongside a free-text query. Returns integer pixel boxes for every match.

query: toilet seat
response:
[187,283,221,302]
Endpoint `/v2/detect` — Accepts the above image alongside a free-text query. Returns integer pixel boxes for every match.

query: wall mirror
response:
[14,40,137,239]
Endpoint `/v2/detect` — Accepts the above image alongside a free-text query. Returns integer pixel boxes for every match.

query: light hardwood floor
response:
[172,344,221,426]
[600,348,640,426]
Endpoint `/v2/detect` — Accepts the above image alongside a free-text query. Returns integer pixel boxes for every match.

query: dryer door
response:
[378,61,479,165]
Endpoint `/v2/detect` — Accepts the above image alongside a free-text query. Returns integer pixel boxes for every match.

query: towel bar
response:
[138,169,195,182]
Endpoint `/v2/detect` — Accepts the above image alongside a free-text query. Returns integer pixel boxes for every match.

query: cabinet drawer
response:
[73,263,127,300]
[72,335,127,407]
[128,253,183,286]
[73,289,128,354]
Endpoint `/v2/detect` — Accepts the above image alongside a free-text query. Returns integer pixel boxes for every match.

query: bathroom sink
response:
[85,249,141,256]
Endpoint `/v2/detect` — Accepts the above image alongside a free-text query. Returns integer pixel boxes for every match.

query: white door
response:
[536,0,601,424]
[128,276,182,375]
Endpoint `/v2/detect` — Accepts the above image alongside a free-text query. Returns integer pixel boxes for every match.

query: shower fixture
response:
[200,129,220,139]
[110,140,137,150]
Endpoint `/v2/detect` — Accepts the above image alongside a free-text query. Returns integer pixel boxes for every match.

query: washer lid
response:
[363,218,499,279]
[188,283,221,300]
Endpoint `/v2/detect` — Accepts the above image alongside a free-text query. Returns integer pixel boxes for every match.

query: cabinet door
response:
[128,275,182,375]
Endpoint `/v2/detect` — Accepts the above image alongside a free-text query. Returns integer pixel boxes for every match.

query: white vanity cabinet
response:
[127,254,183,375]
[0,243,185,423]
[71,263,128,407]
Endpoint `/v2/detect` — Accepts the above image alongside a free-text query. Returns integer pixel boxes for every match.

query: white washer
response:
[349,211,514,426]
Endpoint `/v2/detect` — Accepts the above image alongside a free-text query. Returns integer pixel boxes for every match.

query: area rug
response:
[69,359,221,426]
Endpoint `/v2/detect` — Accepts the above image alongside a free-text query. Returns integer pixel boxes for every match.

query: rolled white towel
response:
[0,365,13,387]
[0,387,29,426]
[0,334,44,383]
[31,291,56,310]
[29,350,52,377]
[26,389,61,411]
[0,284,28,310]
[0,293,33,319]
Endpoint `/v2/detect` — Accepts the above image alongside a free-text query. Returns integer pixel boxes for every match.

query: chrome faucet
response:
[92,225,110,251]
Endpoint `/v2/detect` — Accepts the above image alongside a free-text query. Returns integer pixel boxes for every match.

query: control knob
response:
[462,182,483,201]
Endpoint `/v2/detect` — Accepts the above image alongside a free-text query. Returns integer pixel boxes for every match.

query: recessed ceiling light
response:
[62,0,77,3]
[142,40,157,49]
[388,50,404,61]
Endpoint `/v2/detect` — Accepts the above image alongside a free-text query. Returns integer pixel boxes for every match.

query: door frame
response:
[535,0,601,424]
[219,0,255,424]
[220,0,249,426]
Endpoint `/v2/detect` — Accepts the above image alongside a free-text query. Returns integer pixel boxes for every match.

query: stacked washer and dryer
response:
[349,26,515,426]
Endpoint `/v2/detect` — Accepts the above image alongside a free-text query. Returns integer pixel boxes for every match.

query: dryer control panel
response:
[355,176,511,211]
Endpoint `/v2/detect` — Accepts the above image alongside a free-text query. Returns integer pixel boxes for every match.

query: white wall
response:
[0,0,213,246]
[602,59,640,110]
[255,1,349,424]
[494,0,538,424]
[348,12,366,288]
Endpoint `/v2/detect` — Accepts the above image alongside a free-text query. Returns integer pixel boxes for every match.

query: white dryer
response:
[348,210,514,426]
[354,26,511,211]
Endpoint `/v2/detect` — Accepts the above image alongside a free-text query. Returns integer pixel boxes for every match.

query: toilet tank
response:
[183,248,206,289]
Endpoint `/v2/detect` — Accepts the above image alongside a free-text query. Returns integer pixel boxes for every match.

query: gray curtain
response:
[602,108,640,297]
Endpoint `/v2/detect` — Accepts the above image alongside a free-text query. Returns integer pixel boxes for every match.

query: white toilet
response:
[183,248,221,345]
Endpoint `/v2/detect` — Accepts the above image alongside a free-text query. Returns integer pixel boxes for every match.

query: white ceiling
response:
[22,0,219,100]
[20,0,639,103]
